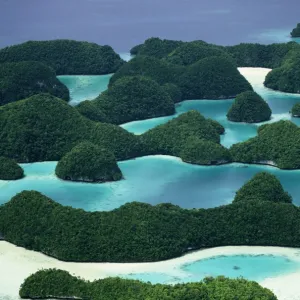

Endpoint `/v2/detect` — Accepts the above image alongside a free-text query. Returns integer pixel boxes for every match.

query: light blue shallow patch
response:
[2,158,300,211]
[57,74,113,106]
[121,254,300,284]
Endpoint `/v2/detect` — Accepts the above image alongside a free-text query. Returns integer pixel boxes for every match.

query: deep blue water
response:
[122,254,300,284]
[0,0,299,51]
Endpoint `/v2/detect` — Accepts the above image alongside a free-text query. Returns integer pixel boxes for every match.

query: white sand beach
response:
[1,241,300,300]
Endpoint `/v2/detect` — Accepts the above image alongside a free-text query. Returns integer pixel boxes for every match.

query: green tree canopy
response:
[0,40,124,75]
[230,120,300,169]
[227,91,271,123]
[0,61,69,105]
[19,269,277,300]
[82,76,175,124]
[55,142,123,183]
[291,23,300,37]
[233,172,292,204]
[0,156,24,180]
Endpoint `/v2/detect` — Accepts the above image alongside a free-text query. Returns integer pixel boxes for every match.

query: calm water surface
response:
[122,254,300,284]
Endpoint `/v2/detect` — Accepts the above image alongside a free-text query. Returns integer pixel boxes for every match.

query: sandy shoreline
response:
[2,241,300,300]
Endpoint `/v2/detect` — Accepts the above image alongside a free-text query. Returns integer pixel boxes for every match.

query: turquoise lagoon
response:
[2,158,300,211]
[57,74,113,106]
[122,254,300,284]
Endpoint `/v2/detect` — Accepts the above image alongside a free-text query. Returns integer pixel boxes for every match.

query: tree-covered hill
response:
[233,172,292,204]
[0,156,24,180]
[230,120,300,169]
[227,91,271,123]
[179,56,252,100]
[55,142,123,183]
[19,269,277,300]
[0,40,124,75]
[264,50,300,94]
[0,181,298,262]
[0,93,142,162]
[140,110,231,165]
[291,103,300,117]
[78,76,175,124]
[0,61,69,105]
[165,40,232,66]
[130,37,300,68]
[291,23,300,37]
[110,55,251,101]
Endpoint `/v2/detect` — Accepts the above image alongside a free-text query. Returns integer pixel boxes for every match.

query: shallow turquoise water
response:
[57,74,113,106]
[2,158,300,211]
[122,254,300,284]
[121,71,300,147]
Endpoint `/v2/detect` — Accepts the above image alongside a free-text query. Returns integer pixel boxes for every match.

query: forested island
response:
[0,40,124,75]
[19,269,276,300]
[77,75,175,124]
[230,120,300,169]
[0,157,24,180]
[130,37,300,94]
[0,61,69,105]
[0,93,142,163]
[110,54,252,100]
[141,110,231,165]
[0,172,299,262]
[291,103,300,117]
[291,23,300,37]
[55,142,123,183]
[227,91,272,123]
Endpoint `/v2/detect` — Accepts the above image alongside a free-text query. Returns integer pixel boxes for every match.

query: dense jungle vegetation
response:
[19,269,276,300]
[227,91,272,123]
[0,156,24,180]
[230,120,300,169]
[55,142,123,183]
[0,40,124,75]
[0,93,142,162]
[78,76,175,124]
[0,172,298,262]
[0,61,69,105]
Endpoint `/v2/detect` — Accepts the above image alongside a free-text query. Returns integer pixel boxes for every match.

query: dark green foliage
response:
[165,40,232,65]
[0,40,124,75]
[207,119,225,135]
[291,23,300,37]
[291,103,300,117]
[2,189,300,262]
[0,93,142,162]
[109,55,183,86]
[75,100,108,122]
[55,142,122,183]
[0,61,69,105]
[130,37,184,58]
[111,55,251,101]
[130,43,144,55]
[141,111,222,156]
[130,38,300,68]
[264,50,300,94]
[180,138,231,165]
[227,91,272,123]
[0,156,24,180]
[233,172,292,204]
[230,120,300,169]
[180,56,252,100]
[225,42,300,68]
[19,269,277,300]
[162,83,182,103]
[90,76,175,124]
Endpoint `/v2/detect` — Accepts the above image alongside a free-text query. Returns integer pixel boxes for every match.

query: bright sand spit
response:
[1,241,300,300]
